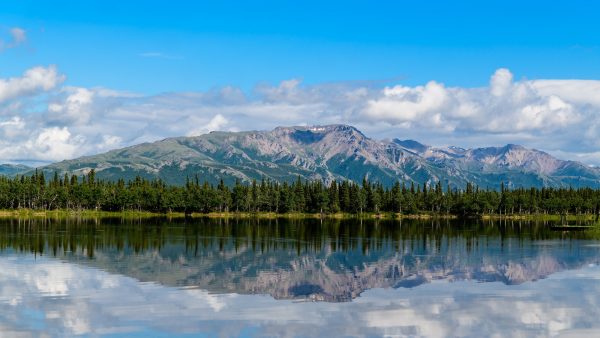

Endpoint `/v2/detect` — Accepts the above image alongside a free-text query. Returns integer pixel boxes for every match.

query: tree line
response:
[1,170,600,217]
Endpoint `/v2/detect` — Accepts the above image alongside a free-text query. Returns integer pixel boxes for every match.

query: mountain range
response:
[14,124,600,188]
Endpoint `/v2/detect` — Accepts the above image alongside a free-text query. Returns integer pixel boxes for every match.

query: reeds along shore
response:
[0,209,596,224]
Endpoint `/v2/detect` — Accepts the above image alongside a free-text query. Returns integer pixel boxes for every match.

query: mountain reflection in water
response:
[0,217,597,302]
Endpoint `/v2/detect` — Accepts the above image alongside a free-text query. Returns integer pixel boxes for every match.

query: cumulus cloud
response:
[2,66,600,165]
[0,65,65,103]
[363,68,581,135]
[364,81,449,128]
[0,126,83,162]
[489,67,513,96]
[26,127,83,161]
[48,87,95,125]
[532,79,600,107]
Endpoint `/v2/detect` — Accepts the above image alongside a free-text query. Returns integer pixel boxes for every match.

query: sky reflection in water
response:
[0,217,599,337]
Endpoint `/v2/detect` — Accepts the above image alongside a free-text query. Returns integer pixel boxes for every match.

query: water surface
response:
[0,217,599,337]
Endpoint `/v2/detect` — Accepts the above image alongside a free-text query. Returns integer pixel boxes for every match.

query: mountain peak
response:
[270,124,367,146]
[273,124,362,135]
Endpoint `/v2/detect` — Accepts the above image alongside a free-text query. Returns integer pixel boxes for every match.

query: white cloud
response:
[363,68,582,135]
[0,125,82,162]
[0,65,65,103]
[28,127,83,160]
[532,79,600,107]
[0,116,26,139]
[489,67,513,97]
[48,87,95,125]
[364,81,449,127]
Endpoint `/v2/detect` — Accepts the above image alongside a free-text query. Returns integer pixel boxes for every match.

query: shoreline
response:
[0,209,596,222]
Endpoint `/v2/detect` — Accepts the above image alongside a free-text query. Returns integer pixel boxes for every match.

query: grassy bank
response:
[0,209,595,222]
[481,213,599,222]
[0,209,180,219]
[0,209,457,220]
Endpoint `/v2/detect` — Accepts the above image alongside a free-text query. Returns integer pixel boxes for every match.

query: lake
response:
[0,217,599,337]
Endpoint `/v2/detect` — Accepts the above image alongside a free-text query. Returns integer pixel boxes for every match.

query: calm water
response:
[0,217,600,337]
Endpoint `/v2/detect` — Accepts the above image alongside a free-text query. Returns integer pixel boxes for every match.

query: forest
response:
[2,170,600,217]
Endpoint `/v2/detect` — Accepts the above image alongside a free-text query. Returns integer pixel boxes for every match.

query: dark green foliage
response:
[2,171,600,216]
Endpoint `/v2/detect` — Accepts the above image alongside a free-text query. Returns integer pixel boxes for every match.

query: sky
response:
[1,0,600,165]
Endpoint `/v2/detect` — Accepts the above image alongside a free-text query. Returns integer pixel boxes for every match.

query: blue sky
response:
[1,0,600,165]
[2,1,600,93]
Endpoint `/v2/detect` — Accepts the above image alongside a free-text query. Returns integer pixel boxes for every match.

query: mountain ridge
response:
[32,124,600,188]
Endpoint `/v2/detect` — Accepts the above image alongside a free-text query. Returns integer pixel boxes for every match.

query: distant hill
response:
[37,124,600,188]
[0,164,31,177]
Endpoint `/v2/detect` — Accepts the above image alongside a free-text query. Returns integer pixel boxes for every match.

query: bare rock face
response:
[39,124,600,188]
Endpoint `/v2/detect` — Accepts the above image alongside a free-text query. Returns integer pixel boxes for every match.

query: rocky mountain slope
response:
[37,124,600,188]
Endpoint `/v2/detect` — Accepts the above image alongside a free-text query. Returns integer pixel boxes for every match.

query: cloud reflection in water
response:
[0,255,599,337]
